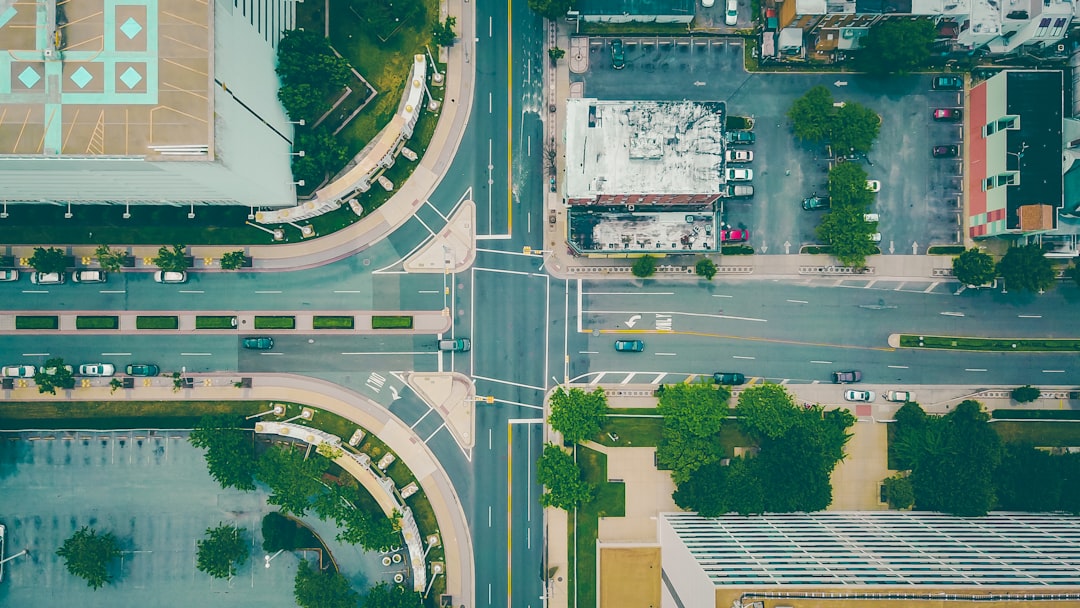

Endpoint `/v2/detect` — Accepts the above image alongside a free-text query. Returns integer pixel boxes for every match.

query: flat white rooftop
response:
[565,99,726,200]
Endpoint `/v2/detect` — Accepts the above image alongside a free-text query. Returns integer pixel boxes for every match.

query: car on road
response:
[932,75,964,90]
[610,39,625,70]
[863,213,879,223]
[72,270,106,283]
[0,269,18,282]
[885,390,916,402]
[702,0,714,7]
[154,271,187,284]
[727,131,755,144]
[725,149,753,163]
[79,363,116,377]
[242,337,274,350]
[614,339,645,353]
[126,364,160,377]
[833,370,862,383]
[866,180,881,193]
[30,272,64,285]
[726,184,754,198]
[844,390,876,402]
[933,145,959,158]
[802,195,829,210]
[725,0,739,25]
[726,168,753,182]
[438,338,471,352]
[2,365,36,378]
[721,229,749,242]
[713,372,746,385]
[933,108,962,122]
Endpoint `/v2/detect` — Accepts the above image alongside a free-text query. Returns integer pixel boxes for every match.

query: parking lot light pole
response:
[264,549,284,568]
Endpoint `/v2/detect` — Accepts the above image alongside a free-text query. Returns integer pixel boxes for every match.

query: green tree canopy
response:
[276,30,349,88]
[826,162,873,208]
[883,473,915,509]
[362,582,424,608]
[1011,385,1041,403]
[189,414,257,491]
[527,0,575,20]
[432,16,457,47]
[952,248,996,287]
[788,85,834,142]
[94,244,127,273]
[536,444,593,510]
[262,512,306,552]
[294,560,360,608]
[830,102,881,155]
[293,126,350,188]
[56,526,123,590]
[33,357,75,395]
[656,383,730,483]
[997,244,1055,293]
[196,524,248,579]
[631,255,657,278]
[855,18,936,75]
[153,244,189,272]
[548,386,608,444]
[29,246,68,274]
[548,47,566,65]
[695,258,717,280]
[257,445,329,516]
[735,383,799,441]
[312,483,402,551]
[220,250,247,271]
[278,83,330,124]
[816,204,878,268]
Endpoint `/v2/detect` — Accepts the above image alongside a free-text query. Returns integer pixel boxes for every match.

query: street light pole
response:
[264,549,284,568]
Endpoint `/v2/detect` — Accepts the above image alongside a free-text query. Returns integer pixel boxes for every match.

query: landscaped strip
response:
[254,316,295,330]
[313,315,355,329]
[136,315,179,330]
[76,316,119,330]
[195,316,237,329]
[371,315,413,329]
[573,446,626,608]
[898,334,1080,352]
[15,315,58,330]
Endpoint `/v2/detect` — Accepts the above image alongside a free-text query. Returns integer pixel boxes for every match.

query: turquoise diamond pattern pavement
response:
[70,66,93,89]
[120,17,143,39]
[120,66,143,89]
[17,66,41,88]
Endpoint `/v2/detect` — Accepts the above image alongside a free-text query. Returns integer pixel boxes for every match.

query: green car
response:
[126,364,160,377]
[614,339,644,352]
[242,337,274,350]
[610,39,625,70]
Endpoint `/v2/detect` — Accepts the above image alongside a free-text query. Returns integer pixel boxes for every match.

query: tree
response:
[830,102,880,155]
[994,444,1066,512]
[826,161,873,208]
[94,244,127,272]
[548,386,608,444]
[56,526,123,590]
[28,246,68,274]
[855,19,936,75]
[293,127,350,188]
[278,83,330,123]
[735,383,799,441]
[527,0,575,20]
[656,383,729,483]
[189,414,258,491]
[883,473,915,509]
[294,559,359,608]
[1011,385,1041,403]
[33,357,75,394]
[262,512,305,552]
[276,30,349,89]
[952,248,996,287]
[362,581,424,608]
[787,85,834,142]
[548,46,566,66]
[196,524,248,579]
[695,258,717,280]
[1067,259,1080,287]
[631,255,656,278]
[433,16,457,47]
[816,204,878,268]
[536,444,593,510]
[997,244,1055,293]
[153,244,189,273]
[257,445,329,516]
[109,378,123,394]
[220,250,247,271]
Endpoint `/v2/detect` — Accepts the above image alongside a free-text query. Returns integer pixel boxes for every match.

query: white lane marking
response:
[588,308,766,323]
[99,290,125,294]
[178,290,204,294]
[489,428,493,450]
[180,352,212,356]
[491,398,543,410]
[101,352,131,356]
[410,408,434,429]
[333,290,363,293]
[589,371,606,385]
[585,291,674,296]
[1043,370,1065,373]
[810,360,832,364]
[620,373,634,384]
[711,294,733,298]
[419,290,440,294]
[940,311,965,317]
[786,299,809,304]
[259,352,283,356]
[964,368,988,372]
[888,365,909,369]
[255,290,282,294]
[424,422,446,443]
[655,352,677,356]
[923,282,940,293]
[1018,315,1042,319]
[474,375,546,391]
[488,505,492,527]
[579,351,599,354]
[733,355,755,360]
[22,352,49,356]
[654,372,667,384]
[341,351,434,355]
[21,290,48,294]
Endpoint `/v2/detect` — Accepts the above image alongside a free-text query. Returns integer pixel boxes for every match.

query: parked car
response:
[242,337,274,350]
[154,271,187,284]
[614,339,645,352]
[725,0,738,25]
[932,75,964,90]
[933,108,962,122]
[0,269,18,282]
[885,390,916,402]
[726,131,755,144]
[866,180,881,193]
[933,145,959,158]
[726,168,753,182]
[30,272,64,285]
[702,0,714,7]
[802,195,829,210]
[72,270,106,283]
[721,229,749,242]
[725,149,753,163]
[713,372,746,385]
[869,232,883,243]
[2,365,36,378]
[833,370,862,384]
[79,363,115,377]
[610,39,625,70]
[438,338,471,352]
[726,184,754,198]
[844,390,876,402]
[126,364,160,377]
[863,213,879,223]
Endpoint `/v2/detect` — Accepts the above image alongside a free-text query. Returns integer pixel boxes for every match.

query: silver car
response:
[79,363,116,377]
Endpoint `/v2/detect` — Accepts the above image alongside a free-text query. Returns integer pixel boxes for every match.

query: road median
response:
[893,334,1080,352]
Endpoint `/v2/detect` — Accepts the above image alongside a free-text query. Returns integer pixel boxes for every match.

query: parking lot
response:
[572,38,967,254]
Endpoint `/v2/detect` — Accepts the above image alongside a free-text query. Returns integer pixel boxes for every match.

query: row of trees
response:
[295,561,421,608]
[27,245,248,274]
[816,162,880,267]
[536,387,609,510]
[788,85,881,155]
[951,244,1058,293]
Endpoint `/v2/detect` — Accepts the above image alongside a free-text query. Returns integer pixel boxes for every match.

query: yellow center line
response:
[506,0,514,234]
[583,328,896,352]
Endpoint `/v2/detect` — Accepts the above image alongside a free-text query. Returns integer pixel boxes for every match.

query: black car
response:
[833,370,862,384]
[802,195,830,210]
[242,337,274,350]
[126,363,160,377]
[713,372,746,385]
[932,75,964,90]
[610,39,625,70]
[932,145,959,158]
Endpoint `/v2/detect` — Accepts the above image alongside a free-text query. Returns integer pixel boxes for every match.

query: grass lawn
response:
[136,316,179,330]
[195,315,237,329]
[0,400,266,430]
[371,315,413,329]
[313,315,355,329]
[254,316,296,330]
[596,415,662,447]
[572,446,626,608]
[718,422,754,459]
[76,316,118,330]
[991,420,1080,446]
[899,335,1080,352]
[15,316,58,330]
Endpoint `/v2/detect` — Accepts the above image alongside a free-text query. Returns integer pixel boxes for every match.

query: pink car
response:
[721,229,749,242]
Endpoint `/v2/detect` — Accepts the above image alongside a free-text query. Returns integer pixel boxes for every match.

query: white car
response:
[863,213,879,223]
[2,365,36,378]
[844,390,876,402]
[725,0,738,25]
[702,0,714,6]
[73,270,106,283]
[30,272,65,285]
[726,168,753,182]
[154,271,187,284]
[866,180,881,192]
[0,269,18,282]
[869,232,883,243]
[79,363,116,377]
[726,149,753,163]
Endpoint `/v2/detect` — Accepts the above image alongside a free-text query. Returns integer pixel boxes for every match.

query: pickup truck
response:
[885,390,916,402]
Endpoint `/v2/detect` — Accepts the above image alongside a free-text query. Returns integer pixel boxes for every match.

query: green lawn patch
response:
[195,316,237,329]
[596,415,662,447]
[313,315,355,329]
[136,316,179,330]
[254,316,296,330]
[991,420,1080,446]
[898,335,1080,352]
[992,409,1080,421]
[802,245,833,254]
[581,21,692,35]
[927,245,966,255]
[718,422,755,459]
[76,316,118,330]
[721,244,754,255]
[15,315,58,330]
[371,315,413,329]
[0,400,266,430]
[573,446,626,608]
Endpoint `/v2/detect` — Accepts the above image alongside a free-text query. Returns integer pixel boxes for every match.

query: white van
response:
[73,270,106,283]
